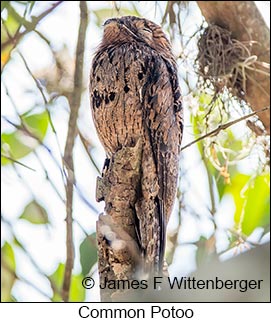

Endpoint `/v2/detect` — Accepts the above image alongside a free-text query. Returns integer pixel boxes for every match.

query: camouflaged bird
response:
[90,16,183,274]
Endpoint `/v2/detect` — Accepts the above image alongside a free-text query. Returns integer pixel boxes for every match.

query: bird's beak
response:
[120,23,139,39]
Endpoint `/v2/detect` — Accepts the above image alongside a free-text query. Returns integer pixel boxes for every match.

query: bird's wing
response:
[140,51,183,272]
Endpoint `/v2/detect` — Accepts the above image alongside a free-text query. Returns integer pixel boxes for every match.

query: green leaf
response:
[49,263,64,302]
[1,8,20,41]
[1,2,37,67]
[12,237,24,249]
[49,263,85,302]
[225,174,270,236]
[1,1,8,12]
[216,174,226,199]
[1,131,33,164]
[1,111,49,165]
[1,7,21,67]
[222,129,243,151]
[191,112,204,156]
[216,164,238,200]
[69,273,86,302]
[1,242,16,301]
[225,173,250,228]
[7,4,30,29]
[242,174,270,235]
[198,92,213,108]
[80,233,97,275]
[20,200,49,224]
[22,110,49,141]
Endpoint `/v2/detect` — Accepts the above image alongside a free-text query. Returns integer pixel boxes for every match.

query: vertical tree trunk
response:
[62,0,88,302]
[197,1,270,133]
[96,140,142,301]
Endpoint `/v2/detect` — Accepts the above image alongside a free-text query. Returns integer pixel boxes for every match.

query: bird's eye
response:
[142,27,152,33]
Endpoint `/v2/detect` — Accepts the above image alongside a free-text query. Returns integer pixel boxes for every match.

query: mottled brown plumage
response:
[90,16,183,274]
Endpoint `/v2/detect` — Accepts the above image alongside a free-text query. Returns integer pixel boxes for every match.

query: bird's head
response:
[101,16,173,57]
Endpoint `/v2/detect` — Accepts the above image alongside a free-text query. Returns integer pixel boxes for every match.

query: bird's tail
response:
[135,139,166,276]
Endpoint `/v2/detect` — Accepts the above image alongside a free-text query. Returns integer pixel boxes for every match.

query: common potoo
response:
[90,16,183,274]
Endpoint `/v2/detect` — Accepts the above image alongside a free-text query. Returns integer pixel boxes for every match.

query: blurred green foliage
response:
[19,200,49,224]
[80,233,97,276]
[1,242,16,302]
[49,263,85,302]
[1,111,49,165]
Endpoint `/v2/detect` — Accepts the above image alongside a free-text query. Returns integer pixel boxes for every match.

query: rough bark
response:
[197,1,270,133]
[96,140,142,301]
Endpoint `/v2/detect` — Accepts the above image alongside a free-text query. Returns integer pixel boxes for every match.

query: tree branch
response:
[1,1,63,51]
[96,140,142,301]
[16,53,64,177]
[78,131,101,175]
[197,1,270,133]
[181,107,269,151]
[62,1,88,302]
[1,154,36,171]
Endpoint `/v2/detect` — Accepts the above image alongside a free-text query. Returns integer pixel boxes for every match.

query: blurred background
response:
[1,1,270,302]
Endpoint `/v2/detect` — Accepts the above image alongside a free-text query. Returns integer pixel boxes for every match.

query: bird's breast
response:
[90,43,150,154]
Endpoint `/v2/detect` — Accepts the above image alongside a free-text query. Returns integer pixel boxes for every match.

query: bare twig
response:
[161,1,175,25]
[2,112,66,205]
[2,86,63,183]
[73,182,99,214]
[1,154,36,171]
[2,216,63,300]
[1,216,62,300]
[1,215,50,279]
[17,52,63,156]
[33,150,65,203]
[181,106,269,151]
[1,260,51,300]
[12,52,98,220]
[62,1,88,302]
[78,131,101,175]
[3,111,97,213]
[1,1,63,51]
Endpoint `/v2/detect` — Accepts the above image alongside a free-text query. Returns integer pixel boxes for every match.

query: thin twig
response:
[181,106,269,151]
[78,131,101,175]
[33,150,65,203]
[2,113,65,189]
[1,215,50,279]
[202,151,217,217]
[1,1,63,51]
[1,103,63,178]
[2,216,63,299]
[74,182,99,214]
[62,0,88,302]
[17,51,64,161]
[1,260,51,300]
[1,154,36,171]
[3,114,97,213]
